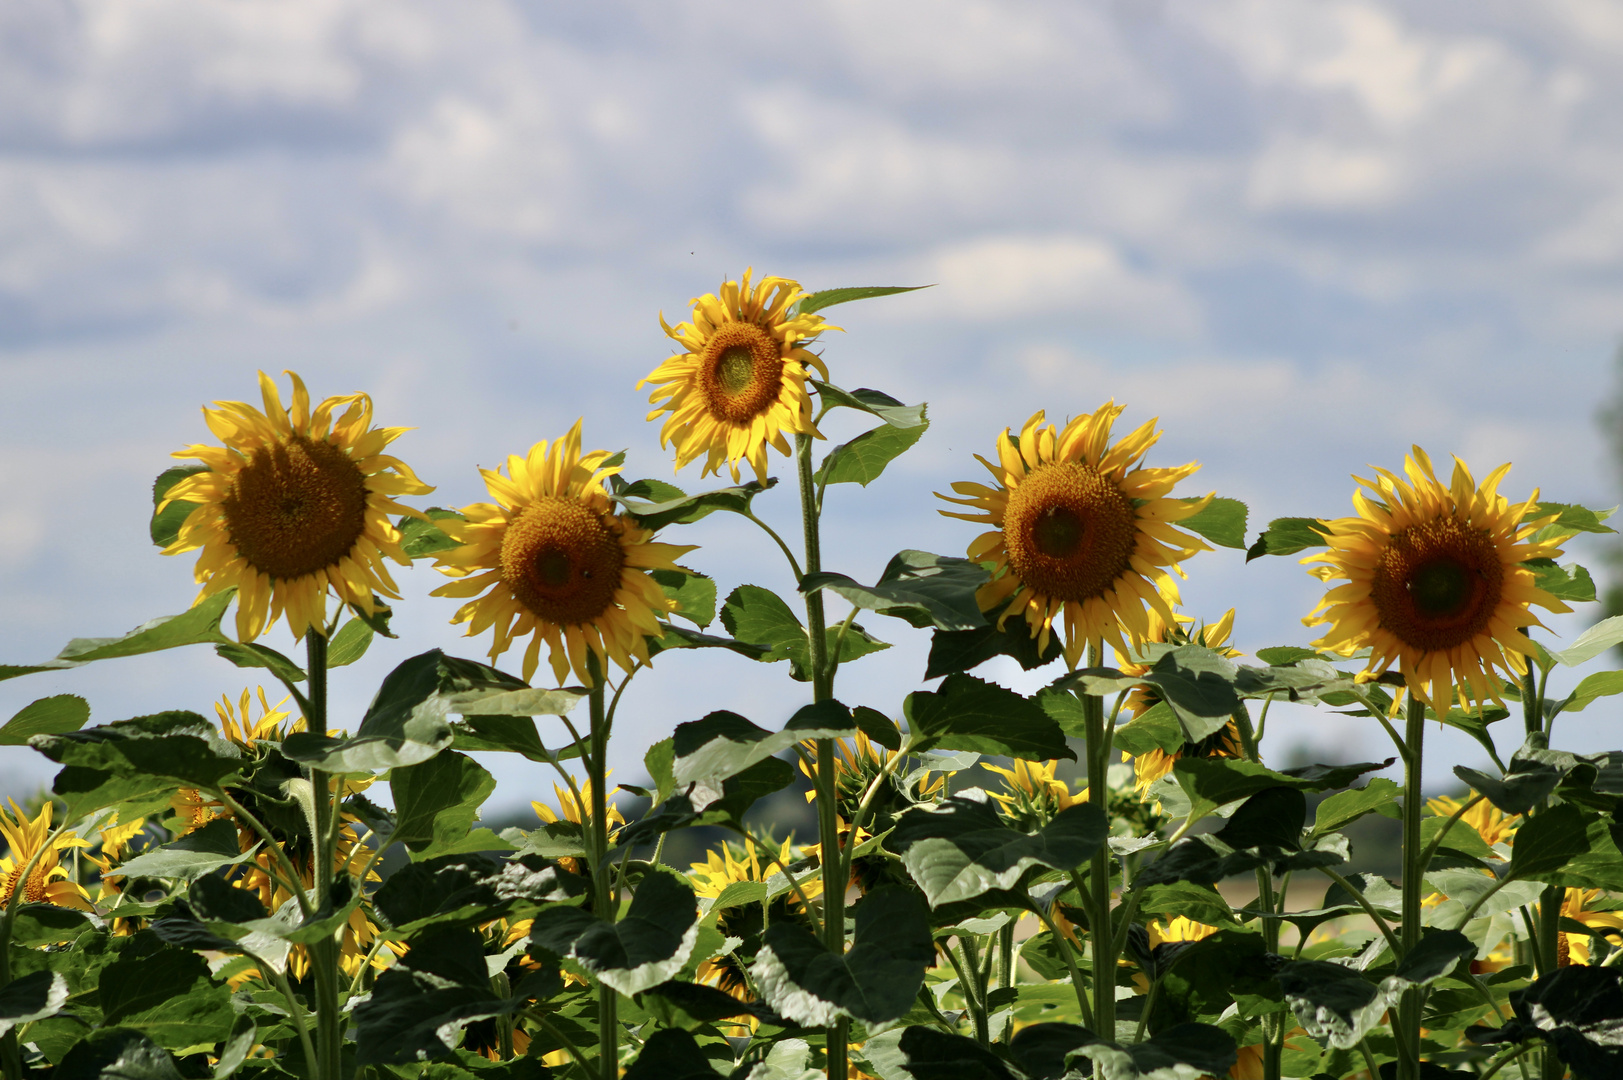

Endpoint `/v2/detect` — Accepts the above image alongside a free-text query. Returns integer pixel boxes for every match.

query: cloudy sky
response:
[4,0,1623,817]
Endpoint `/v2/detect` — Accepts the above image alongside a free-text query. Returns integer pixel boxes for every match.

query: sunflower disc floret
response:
[162,370,433,641]
[639,269,837,483]
[938,402,1210,665]
[1302,446,1572,709]
[432,420,696,686]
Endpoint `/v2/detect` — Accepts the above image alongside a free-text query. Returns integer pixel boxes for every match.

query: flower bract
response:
[162,370,432,642]
[639,269,836,483]
[1302,446,1571,709]
[432,422,694,686]
[939,402,1210,666]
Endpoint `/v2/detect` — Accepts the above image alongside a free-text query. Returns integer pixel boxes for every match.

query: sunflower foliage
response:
[3,283,1623,1080]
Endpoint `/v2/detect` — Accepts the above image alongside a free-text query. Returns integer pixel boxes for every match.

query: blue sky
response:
[3,0,1623,815]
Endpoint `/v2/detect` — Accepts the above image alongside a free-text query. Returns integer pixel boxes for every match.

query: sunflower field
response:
[4,274,1623,1080]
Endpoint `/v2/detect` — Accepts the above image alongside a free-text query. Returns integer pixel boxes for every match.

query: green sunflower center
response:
[698,321,785,424]
[1002,461,1139,604]
[1371,515,1503,652]
[223,435,369,580]
[500,496,625,627]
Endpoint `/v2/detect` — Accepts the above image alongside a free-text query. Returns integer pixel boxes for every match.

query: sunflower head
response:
[688,836,819,1002]
[533,777,624,877]
[432,422,695,687]
[215,687,306,747]
[1302,447,1572,710]
[162,370,433,642]
[939,403,1210,668]
[0,799,92,912]
[1116,609,1247,793]
[639,269,838,484]
[1559,888,1623,966]
[1427,792,1520,850]
[983,759,1084,828]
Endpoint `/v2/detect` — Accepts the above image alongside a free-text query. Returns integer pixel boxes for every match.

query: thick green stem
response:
[797,431,847,1080]
[998,920,1016,1044]
[1397,692,1426,1080]
[303,630,343,1080]
[586,680,618,1080]
[1522,660,1541,741]
[1082,683,1115,1062]
[1255,868,1283,1080]
[1539,885,1565,1080]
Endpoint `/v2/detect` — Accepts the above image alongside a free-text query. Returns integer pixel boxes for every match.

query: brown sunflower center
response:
[1002,461,1138,604]
[222,435,369,581]
[697,322,784,424]
[499,496,625,626]
[1369,515,1503,652]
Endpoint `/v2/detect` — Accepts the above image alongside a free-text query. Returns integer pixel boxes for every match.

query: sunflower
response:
[639,269,837,484]
[1131,916,1219,992]
[431,421,695,687]
[983,759,1085,828]
[162,370,433,642]
[1302,447,1571,710]
[688,836,821,1003]
[531,777,624,878]
[1558,888,1623,966]
[938,403,1210,667]
[1426,792,1520,851]
[799,726,942,893]
[0,800,92,911]
[1120,610,1247,793]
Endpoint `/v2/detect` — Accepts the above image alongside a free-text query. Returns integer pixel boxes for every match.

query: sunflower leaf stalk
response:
[587,674,619,1080]
[303,629,345,1080]
[1081,680,1116,1075]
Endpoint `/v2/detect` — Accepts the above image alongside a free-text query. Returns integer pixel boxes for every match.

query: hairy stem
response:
[303,629,343,1080]
[1082,680,1115,1066]
[587,678,618,1080]
[1397,692,1425,1080]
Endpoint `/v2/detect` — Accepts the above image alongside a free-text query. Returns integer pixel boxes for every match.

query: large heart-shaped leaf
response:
[0,970,68,1037]
[113,818,260,880]
[888,791,1107,906]
[0,589,236,683]
[527,869,699,996]
[751,886,934,1026]
[802,550,987,632]
[671,702,854,795]
[904,674,1072,761]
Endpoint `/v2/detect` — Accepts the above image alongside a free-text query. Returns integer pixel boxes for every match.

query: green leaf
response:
[98,947,235,1048]
[1509,803,1594,881]
[1139,787,1347,886]
[1455,736,1604,816]
[0,694,88,746]
[801,550,989,632]
[400,507,467,559]
[1136,882,1245,931]
[670,701,855,796]
[1244,517,1331,561]
[904,674,1073,761]
[391,751,498,858]
[352,928,529,1066]
[213,640,306,685]
[1530,560,1597,603]
[0,970,68,1037]
[1,589,236,683]
[808,381,929,429]
[114,818,260,880]
[651,568,717,629]
[1172,757,1391,823]
[214,1014,257,1080]
[1273,961,1393,1050]
[611,478,776,530]
[1177,497,1249,550]
[55,1028,185,1080]
[373,853,585,937]
[887,792,1107,906]
[528,869,700,996]
[1420,812,1496,863]
[1312,779,1402,839]
[1532,501,1617,537]
[814,419,927,488]
[752,886,934,1025]
[326,616,375,667]
[646,624,771,662]
[1492,965,1623,1078]
[1059,646,1242,743]
[1113,701,1185,757]
[1006,1021,1240,1080]
[623,1028,729,1080]
[1561,670,1623,714]
[31,711,245,818]
[719,585,887,679]
[284,649,527,772]
[796,285,929,315]
[9,905,98,947]
[925,611,1063,679]
[852,705,902,752]
[864,1026,1020,1080]
[1394,928,1476,985]
[1255,646,1322,666]
[149,465,207,549]
[1552,617,1623,667]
